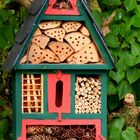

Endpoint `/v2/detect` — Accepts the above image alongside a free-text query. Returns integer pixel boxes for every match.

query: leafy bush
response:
[0,0,27,139]
[89,0,140,139]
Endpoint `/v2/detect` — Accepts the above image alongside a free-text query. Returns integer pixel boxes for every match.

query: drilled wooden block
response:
[32,35,50,49]
[79,25,90,36]
[33,28,42,37]
[41,49,60,63]
[65,32,91,52]
[48,41,75,62]
[28,43,43,64]
[67,42,100,64]
[62,21,81,33]
[44,27,65,42]
[39,21,61,30]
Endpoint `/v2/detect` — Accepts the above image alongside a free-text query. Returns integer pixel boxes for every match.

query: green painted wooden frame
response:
[14,0,114,70]
[14,70,107,139]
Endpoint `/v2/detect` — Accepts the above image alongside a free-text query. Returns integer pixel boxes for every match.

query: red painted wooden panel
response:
[45,0,80,15]
[48,73,71,114]
[21,119,104,140]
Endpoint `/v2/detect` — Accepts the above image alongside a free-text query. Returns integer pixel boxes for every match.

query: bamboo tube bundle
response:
[75,76,101,114]
[22,74,43,113]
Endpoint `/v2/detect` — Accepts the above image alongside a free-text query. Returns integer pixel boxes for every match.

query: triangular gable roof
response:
[3,0,115,71]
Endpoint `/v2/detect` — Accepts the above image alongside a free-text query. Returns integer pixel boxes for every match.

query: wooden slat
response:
[31,74,39,112]
[27,74,31,113]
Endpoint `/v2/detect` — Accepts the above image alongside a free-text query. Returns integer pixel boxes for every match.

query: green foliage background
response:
[0,0,140,139]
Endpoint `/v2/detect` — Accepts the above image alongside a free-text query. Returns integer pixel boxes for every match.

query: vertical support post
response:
[101,72,107,138]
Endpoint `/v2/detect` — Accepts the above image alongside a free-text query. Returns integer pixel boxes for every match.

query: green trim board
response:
[15,63,111,70]
[15,72,22,140]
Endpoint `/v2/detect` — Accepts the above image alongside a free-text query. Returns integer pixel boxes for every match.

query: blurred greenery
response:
[0,0,140,139]
[0,0,27,139]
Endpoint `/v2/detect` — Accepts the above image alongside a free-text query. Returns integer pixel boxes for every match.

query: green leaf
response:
[91,10,103,28]
[0,111,9,118]
[109,70,125,83]
[118,80,132,99]
[121,127,138,140]
[124,0,137,12]
[3,24,14,43]
[125,30,136,44]
[135,5,140,17]
[108,80,118,95]
[114,9,126,21]
[116,55,128,71]
[110,24,121,35]
[131,15,140,27]
[119,18,133,37]
[131,42,140,56]
[102,0,122,6]
[125,53,140,66]
[0,31,7,48]
[108,117,125,140]
[0,119,8,135]
[132,78,140,99]
[108,95,120,111]
[121,41,130,49]
[105,32,120,48]
[127,67,140,84]
[0,9,9,22]
[0,98,7,106]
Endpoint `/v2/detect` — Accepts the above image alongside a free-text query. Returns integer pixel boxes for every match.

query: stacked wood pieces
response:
[22,74,43,113]
[75,76,101,114]
[20,21,103,64]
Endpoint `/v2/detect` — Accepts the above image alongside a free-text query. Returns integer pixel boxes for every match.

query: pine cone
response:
[28,134,45,140]
[45,126,63,137]
[74,128,85,137]
[61,129,75,139]
[45,135,58,140]
[27,126,45,135]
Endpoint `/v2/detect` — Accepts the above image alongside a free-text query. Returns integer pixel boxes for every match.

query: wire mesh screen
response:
[22,74,43,113]
[26,125,96,140]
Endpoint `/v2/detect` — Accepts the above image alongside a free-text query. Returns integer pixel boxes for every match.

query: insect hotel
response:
[4,0,115,140]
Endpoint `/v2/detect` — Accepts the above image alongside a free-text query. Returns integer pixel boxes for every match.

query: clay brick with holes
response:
[65,32,91,52]
[48,41,75,62]
[38,21,62,30]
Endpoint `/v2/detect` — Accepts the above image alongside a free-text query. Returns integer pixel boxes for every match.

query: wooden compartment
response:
[22,74,43,113]
[21,119,103,140]
[75,75,101,114]
[48,73,71,114]
[20,21,103,65]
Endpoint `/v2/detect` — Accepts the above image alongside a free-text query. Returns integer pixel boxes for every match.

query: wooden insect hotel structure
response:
[4,0,115,140]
